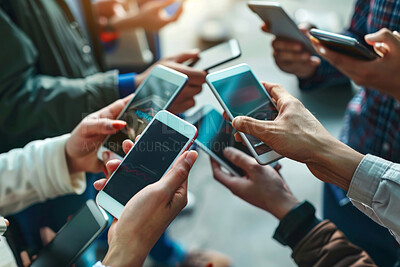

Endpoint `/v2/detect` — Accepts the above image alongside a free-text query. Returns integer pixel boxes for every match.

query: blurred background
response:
[140,0,358,266]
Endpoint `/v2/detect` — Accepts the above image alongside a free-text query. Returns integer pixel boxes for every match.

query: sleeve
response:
[0,135,86,216]
[0,9,120,149]
[118,72,137,98]
[292,220,376,267]
[347,154,400,243]
[93,262,109,267]
[297,0,370,91]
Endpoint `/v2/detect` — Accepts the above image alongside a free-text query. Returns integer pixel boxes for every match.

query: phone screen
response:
[30,204,102,267]
[194,109,250,176]
[103,119,189,206]
[193,41,239,71]
[210,71,278,155]
[104,76,181,156]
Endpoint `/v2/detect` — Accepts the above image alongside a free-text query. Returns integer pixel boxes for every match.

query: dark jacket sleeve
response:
[292,220,376,267]
[0,9,120,151]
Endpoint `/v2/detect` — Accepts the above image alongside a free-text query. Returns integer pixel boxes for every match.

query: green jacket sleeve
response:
[0,9,120,152]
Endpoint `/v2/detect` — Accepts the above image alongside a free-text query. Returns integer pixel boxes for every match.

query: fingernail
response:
[185,151,197,167]
[223,147,232,157]
[318,46,326,54]
[112,121,126,130]
[103,151,110,162]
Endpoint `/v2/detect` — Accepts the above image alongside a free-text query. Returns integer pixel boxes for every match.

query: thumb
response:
[171,49,200,63]
[232,116,275,141]
[365,28,400,52]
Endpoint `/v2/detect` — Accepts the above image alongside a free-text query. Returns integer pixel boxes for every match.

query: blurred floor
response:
[154,0,357,266]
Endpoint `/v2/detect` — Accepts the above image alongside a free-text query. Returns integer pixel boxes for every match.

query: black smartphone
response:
[190,39,242,71]
[187,106,251,176]
[309,29,379,60]
[30,200,108,267]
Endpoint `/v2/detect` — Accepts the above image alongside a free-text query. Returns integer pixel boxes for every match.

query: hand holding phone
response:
[100,146,198,267]
[97,110,197,218]
[206,64,282,165]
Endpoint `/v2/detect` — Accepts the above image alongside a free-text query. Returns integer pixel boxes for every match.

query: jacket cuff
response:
[347,154,391,207]
[118,73,137,98]
[48,134,86,195]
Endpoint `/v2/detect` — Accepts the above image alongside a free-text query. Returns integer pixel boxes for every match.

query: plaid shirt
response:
[300,0,400,205]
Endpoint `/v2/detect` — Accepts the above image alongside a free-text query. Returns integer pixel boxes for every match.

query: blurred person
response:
[231,82,400,245]
[263,0,400,264]
[0,97,130,267]
[0,1,225,265]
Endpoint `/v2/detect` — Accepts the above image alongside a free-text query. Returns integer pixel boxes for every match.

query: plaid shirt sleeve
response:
[298,0,371,91]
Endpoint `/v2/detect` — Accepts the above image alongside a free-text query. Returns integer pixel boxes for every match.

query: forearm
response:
[102,241,148,267]
[0,135,86,215]
[109,14,142,32]
[311,136,364,191]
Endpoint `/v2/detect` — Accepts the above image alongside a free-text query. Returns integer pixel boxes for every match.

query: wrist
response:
[103,241,147,267]
[314,137,363,191]
[65,139,83,175]
[273,195,299,220]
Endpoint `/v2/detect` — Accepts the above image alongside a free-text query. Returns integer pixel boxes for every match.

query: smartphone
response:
[190,39,242,71]
[30,200,108,267]
[247,1,315,53]
[187,106,251,176]
[97,110,198,219]
[206,64,282,165]
[309,29,379,61]
[98,65,188,159]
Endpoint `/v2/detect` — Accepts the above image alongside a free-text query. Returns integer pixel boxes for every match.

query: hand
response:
[136,51,206,113]
[311,28,400,100]
[262,22,320,79]
[232,82,364,191]
[93,0,128,29]
[94,140,198,267]
[110,0,184,33]
[65,96,133,174]
[211,147,298,220]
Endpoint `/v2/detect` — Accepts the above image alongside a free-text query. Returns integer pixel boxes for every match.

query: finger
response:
[122,139,134,154]
[261,21,271,33]
[98,96,132,119]
[82,118,126,137]
[261,82,291,103]
[4,218,9,227]
[40,227,56,246]
[155,0,176,9]
[135,135,141,143]
[169,49,200,63]
[272,39,303,52]
[162,62,206,84]
[274,50,311,62]
[234,132,245,144]
[210,159,243,191]
[169,98,196,113]
[94,178,108,190]
[20,251,31,267]
[106,159,122,173]
[232,116,274,140]
[223,147,257,173]
[222,111,231,121]
[162,151,198,192]
[365,28,400,51]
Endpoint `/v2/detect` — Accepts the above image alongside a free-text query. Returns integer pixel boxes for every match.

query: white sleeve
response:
[347,154,400,243]
[0,135,86,216]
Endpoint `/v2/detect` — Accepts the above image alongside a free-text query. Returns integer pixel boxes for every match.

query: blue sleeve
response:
[118,73,137,98]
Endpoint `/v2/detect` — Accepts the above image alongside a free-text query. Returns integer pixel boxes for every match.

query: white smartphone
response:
[189,39,242,71]
[247,1,315,53]
[30,200,108,267]
[96,110,198,219]
[186,105,251,176]
[98,65,188,160]
[206,64,282,165]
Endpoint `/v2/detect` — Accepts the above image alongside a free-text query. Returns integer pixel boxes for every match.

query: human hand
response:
[65,96,133,174]
[311,28,400,100]
[136,51,206,113]
[262,22,320,79]
[94,140,198,267]
[211,147,298,220]
[232,82,363,191]
[109,0,183,33]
